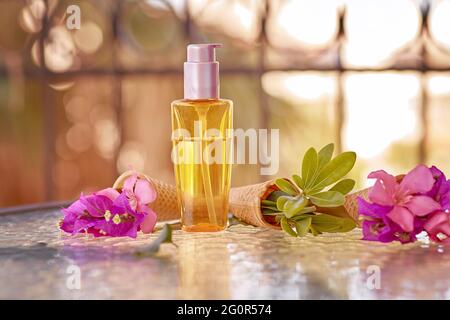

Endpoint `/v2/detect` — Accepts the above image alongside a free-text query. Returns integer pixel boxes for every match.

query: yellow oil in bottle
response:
[171,99,233,232]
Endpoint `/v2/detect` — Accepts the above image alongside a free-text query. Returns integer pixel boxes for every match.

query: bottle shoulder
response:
[171,99,232,109]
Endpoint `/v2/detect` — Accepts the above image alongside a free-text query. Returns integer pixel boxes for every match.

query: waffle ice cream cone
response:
[230,180,370,228]
[317,188,369,227]
[113,171,180,222]
[229,180,280,229]
[343,188,369,224]
[339,176,403,225]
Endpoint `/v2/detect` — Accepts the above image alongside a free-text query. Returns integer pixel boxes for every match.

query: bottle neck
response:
[183,61,219,100]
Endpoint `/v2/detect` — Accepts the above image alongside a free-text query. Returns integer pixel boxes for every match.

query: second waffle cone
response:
[113,171,179,222]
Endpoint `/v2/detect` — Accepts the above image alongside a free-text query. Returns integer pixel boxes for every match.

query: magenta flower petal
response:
[96,188,120,201]
[442,192,450,211]
[368,170,397,194]
[376,226,398,243]
[424,211,448,232]
[79,194,113,218]
[60,199,87,234]
[362,220,382,241]
[86,228,105,237]
[134,178,157,204]
[405,195,441,217]
[60,211,78,233]
[427,166,447,199]
[426,166,450,210]
[124,188,138,211]
[400,164,435,194]
[433,223,450,242]
[358,197,392,219]
[111,191,132,210]
[73,218,97,234]
[387,205,414,232]
[424,212,450,243]
[369,179,395,206]
[362,220,395,242]
[123,174,138,191]
[140,209,157,234]
[96,217,143,238]
[64,198,86,215]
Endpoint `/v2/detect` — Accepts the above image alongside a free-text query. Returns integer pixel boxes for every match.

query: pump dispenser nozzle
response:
[184,43,222,99]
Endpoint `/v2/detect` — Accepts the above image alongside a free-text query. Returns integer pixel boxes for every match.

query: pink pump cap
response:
[184,43,222,99]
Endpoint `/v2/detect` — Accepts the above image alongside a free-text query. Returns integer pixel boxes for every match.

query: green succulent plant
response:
[262,143,358,237]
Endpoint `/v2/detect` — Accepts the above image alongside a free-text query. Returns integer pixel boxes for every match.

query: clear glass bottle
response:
[172,99,232,231]
[171,44,233,232]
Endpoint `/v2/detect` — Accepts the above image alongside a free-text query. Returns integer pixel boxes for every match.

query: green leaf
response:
[275,215,283,224]
[311,223,341,233]
[283,196,307,218]
[309,151,356,191]
[297,206,316,214]
[262,199,277,206]
[317,143,334,170]
[314,221,356,233]
[311,214,356,233]
[301,147,318,188]
[292,212,315,221]
[262,208,279,215]
[275,179,298,196]
[276,195,291,211]
[281,217,297,237]
[309,191,345,207]
[267,190,289,202]
[309,224,321,236]
[311,213,342,224]
[261,199,278,211]
[292,174,302,189]
[228,215,249,226]
[135,224,175,257]
[329,179,355,195]
[295,217,312,237]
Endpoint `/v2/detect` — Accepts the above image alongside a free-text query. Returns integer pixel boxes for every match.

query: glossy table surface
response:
[0,207,449,299]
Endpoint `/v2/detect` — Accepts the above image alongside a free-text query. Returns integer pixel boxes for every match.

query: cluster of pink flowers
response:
[359,165,450,244]
[60,173,157,238]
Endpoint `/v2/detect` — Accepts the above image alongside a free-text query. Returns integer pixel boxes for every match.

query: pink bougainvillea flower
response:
[60,172,159,238]
[358,164,450,244]
[122,173,158,234]
[367,165,441,232]
[359,198,424,243]
[60,190,145,238]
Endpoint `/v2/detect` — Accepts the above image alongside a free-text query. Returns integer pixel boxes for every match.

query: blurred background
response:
[1,0,450,207]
